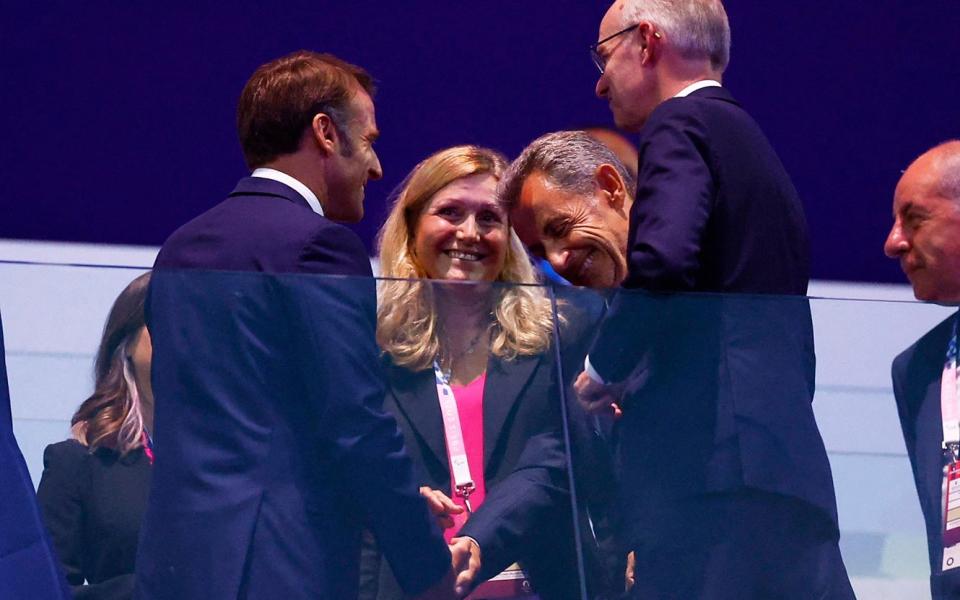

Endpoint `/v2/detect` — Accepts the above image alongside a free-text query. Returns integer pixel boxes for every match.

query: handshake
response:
[415,487,482,600]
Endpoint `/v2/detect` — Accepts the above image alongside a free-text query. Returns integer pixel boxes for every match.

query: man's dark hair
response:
[237,50,375,169]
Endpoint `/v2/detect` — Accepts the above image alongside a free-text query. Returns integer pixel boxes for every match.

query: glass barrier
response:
[1,259,955,600]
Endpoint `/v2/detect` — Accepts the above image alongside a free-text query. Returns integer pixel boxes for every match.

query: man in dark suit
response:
[0,310,71,600]
[135,51,464,600]
[885,140,960,599]
[564,1,854,597]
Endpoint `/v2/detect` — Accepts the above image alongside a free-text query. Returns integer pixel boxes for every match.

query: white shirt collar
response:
[250,168,324,216]
[673,79,722,98]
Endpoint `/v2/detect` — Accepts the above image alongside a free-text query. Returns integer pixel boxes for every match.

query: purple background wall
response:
[2,1,958,283]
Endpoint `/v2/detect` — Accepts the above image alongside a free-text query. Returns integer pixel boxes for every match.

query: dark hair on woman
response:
[71,272,151,455]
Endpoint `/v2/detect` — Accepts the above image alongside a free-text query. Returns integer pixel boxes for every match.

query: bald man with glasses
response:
[574,1,855,598]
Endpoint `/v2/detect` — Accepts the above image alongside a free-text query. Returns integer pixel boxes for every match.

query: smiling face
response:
[412,173,508,282]
[884,153,960,303]
[511,170,629,288]
[324,89,383,222]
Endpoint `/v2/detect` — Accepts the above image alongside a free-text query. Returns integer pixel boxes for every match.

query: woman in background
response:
[364,145,606,600]
[37,272,153,600]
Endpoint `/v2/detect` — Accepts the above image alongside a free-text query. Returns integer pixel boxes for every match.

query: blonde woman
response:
[362,145,606,600]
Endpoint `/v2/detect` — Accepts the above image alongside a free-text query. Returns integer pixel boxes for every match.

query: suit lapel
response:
[390,367,448,466]
[390,353,542,477]
[482,353,540,471]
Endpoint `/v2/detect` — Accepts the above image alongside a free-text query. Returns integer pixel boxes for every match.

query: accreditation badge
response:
[944,461,960,571]
[467,563,537,599]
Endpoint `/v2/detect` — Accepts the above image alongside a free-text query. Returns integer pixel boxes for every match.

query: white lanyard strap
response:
[942,315,960,457]
[433,361,475,511]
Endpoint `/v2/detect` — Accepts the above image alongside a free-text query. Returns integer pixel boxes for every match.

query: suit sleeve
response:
[589,103,715,383]
[279,232,450,596]
[36,441,87,588]
[458,429,569,581]
[623,102,715,291]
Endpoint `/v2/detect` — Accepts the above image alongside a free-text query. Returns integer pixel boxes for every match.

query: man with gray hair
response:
[570,0,855,597]
[886,141,960,599]
[502,130,635,288]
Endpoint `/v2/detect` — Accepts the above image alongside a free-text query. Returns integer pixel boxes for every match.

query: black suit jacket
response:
[135,177,450,600]
[893,313,960,599]
[366,297,617,600]
[589,87,839,547]
[0,310,71,600]
[37,440,151,600]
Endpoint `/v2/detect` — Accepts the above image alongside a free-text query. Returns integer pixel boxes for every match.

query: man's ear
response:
[637,21,661,65]
[594,163,627,213]
[310,113,338,156]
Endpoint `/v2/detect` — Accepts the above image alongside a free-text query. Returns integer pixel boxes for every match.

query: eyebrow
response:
[367,130,380,142]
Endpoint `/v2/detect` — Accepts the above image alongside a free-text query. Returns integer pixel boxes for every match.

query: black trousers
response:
[629,490,855,600]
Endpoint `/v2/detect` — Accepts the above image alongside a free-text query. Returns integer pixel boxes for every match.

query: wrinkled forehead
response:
[515,174,594,227]
[894,160,939,206]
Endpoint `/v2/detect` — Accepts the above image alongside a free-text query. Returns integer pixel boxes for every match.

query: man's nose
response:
[368,152,383,180]
[595,73,609,99]
[883,222,908,258]
[545,242,572,274]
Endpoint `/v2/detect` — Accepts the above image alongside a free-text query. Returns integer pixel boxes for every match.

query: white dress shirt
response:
[251,168,324,217]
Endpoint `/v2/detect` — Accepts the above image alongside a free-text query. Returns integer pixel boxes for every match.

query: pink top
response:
[444,372,487,542]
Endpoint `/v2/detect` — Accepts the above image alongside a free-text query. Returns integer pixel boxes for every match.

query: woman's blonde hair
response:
[377,145,554,370]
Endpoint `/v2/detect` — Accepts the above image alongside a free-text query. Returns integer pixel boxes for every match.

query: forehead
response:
[894,159,940,209]
[514,173,592,229]
[598,0,627,38]
[429,173,499,205]
[346,89,377,131]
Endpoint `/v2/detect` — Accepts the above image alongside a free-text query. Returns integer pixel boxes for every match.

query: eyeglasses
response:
[589,24,638,74]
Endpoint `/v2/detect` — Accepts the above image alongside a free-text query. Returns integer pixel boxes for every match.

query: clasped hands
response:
[419,486,481,599]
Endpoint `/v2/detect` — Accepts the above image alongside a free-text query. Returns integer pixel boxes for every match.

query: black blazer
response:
[136,177,450,600]
[0,310,71,599]
[365,296,617,600]
[893,313,960,599]
[589,87,839,547]
[37,440,151,600]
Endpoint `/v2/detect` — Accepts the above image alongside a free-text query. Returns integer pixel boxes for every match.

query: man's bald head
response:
[884,140,960,303]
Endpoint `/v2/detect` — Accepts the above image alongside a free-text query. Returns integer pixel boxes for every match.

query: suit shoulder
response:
[43,439,87,467]
[298,219,372,276]
[894,315,955,374]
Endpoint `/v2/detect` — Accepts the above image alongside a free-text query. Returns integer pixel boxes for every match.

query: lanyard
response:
[943,315,960,461]
[141,430,155,466]
[433,361,475,512]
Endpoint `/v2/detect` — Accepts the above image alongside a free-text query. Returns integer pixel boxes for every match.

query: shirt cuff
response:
[583,355,607,385]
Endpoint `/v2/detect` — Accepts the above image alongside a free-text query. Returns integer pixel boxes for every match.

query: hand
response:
[625,551,636,592]
[449,536,481,598]
[574,371,623,418]
[420,486,465,530]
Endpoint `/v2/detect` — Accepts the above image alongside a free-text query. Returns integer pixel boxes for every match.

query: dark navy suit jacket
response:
[589,87,839,546]
[0,311,71,599]
[892,313,960,599]
[135,177,450,600]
